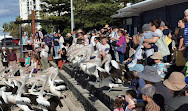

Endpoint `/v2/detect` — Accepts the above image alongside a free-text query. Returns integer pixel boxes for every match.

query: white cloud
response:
[0,27,3,31]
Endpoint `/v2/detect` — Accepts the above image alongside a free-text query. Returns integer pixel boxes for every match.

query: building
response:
[19,0,42,29]
[111,0,188,36]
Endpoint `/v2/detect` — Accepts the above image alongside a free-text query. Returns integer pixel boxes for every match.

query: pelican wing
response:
[36,98,50,106]
[96,67,106,72]
[111,60,120,69]
[55,85,66,91]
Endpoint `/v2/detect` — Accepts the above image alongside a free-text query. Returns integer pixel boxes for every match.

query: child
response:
[141,84,160,111]
[58,48,67,70]
[142,24,159,53]
[25,53,30,67]
[114,96,125,111]
[31,57,38,73]
[125,90,137,111]
[100,38,110,59]
[151,52,167,79]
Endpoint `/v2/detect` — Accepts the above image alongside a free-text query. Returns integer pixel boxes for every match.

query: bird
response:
[49,68,66,98]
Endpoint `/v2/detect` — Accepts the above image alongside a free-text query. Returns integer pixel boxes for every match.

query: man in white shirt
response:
[40,42,49,70]
[90,30,98,46]
[94,37,102,51]
[59,34,65,49]
[109,27,120,62]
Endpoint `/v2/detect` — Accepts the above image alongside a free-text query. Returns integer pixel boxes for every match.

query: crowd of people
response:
[1,8,188,111]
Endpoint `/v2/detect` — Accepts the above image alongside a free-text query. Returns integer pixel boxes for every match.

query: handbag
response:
[116,37,126,54]
[175,50,186,66]
[165,35,172,46]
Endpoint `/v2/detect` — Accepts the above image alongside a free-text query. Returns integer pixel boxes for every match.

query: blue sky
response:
[0,0,19,35]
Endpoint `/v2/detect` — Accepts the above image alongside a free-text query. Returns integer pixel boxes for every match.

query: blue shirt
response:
[53,36,59,46]
[25,57,30,65]
[185,23,188,46]
[19,36,28,45]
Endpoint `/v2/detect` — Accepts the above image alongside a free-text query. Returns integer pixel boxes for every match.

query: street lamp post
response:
[70,0,74,31]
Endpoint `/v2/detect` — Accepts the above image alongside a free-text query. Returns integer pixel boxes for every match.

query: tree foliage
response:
[2,16,32,38]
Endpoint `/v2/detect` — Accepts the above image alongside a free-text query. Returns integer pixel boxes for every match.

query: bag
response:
[155,34,170,57]
[175,50,186,66]
[116,37,126,54]
[58,60,63,68]
[165,35,172,46]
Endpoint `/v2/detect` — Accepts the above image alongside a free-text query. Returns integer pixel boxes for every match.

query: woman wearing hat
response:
[1,47,8,68]
[163,72,188,111]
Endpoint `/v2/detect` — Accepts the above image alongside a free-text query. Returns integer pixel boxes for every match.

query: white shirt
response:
[59,36,64,44]
[96,42,102,51]
[34,39,40,48]
[101,44,110,54]
[109,31,119,43]
[90,36,97,46]
[40,45,49,58]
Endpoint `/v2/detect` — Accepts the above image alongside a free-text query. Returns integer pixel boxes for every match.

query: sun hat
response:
[160,21,165,27]
[8,47,13,50]
[2,47,5,50]
[142,24,150,32]
[138,66,162,83]
[77,29,83,33]
[163,72,186,91]
[129,64,144,72]
[104,24,109,29]
[151,52,163,60]
[141,84,156,98]
[66,33,71,37]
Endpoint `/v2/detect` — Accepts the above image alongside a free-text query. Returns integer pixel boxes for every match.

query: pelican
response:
[49,68,65,98]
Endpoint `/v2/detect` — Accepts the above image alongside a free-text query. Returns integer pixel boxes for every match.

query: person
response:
[94,37,101,51]
[19,32,28,45]
[137,66,173,110]
[176,18,186,51]
[125,90,137,111]
[33,37,41,52]
[52,33,60,58]
[141,84,160,111]
[114,96,124,111]
[26,36,33,55]
[184,9,188,61]
[59,33,65,49]
[129,64,145,91]
[100,38,110,59]
[40,42,49,71]
[32,57,38,73]
[66,33,73,46]
[83,35,89,46]
[111,30,126,63]
[25,53,30,67]
[58,48,67,70]
[163,72,188,111]
[1,47,8,68]
[110,27,120,62]
[144,20,170,61]
[36,29,43,41]
[90,30,98,47]
[142,24,159,53]
[7,47,17,72]
[44,34,52,55]
[150,52,167,79]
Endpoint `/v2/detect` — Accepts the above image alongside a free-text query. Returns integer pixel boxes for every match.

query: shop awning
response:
[111,0,188,18]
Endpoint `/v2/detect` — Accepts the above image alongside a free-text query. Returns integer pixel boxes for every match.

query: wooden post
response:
[32,10,35,39]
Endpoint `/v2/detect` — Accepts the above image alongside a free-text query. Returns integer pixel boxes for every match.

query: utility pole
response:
[32,10,35,39]
[70,0,74,31]
[19,25,23,58]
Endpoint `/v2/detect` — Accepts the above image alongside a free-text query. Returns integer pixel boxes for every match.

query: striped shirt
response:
[184,22,188,46]
[146,100,160,111]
